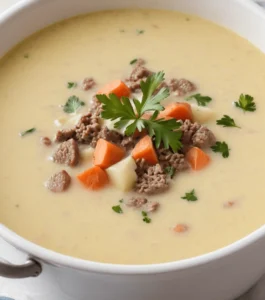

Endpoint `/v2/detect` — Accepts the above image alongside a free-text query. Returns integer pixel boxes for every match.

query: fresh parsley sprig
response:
[216,115,240,128]
[235,94,256,112]
[211,141,230,158]
[186,93,212,107]
[181,189,198,201]
[97,72,182,152]
[63,95,85,113]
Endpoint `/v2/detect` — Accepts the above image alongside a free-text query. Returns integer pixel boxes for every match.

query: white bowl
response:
[1,1,265,299]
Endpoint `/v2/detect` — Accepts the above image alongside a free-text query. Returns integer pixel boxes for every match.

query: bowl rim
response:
[1,0,265,275]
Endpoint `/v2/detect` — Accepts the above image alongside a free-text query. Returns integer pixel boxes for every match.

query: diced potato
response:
[80,147,94,162]
[106,156,137,192]
[191,104,216,124]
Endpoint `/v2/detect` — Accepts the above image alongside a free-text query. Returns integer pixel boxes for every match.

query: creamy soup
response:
[1,9,265,265]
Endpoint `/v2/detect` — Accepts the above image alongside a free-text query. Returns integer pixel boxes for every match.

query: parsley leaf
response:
[130,58,138,65]
[97,72,182,152]
[181,189,198,201]
[112,205,123,214]
[67,82,77,89]
[186,93,212,106]
[119,199,124,203]
[63,96,85,113]
[19,127,36,137]
[143,217,151,223]
[235,94,256,112]
[136,29,145,35]
[216,115,240,128]
[142,211,151,223]
[211,141,230,158]
[164,166,176,179]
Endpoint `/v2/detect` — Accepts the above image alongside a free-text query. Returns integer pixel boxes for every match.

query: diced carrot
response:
[159,102,193,121]
[174,224,189,233]
[77,166,109,190]
[94,138,125,169]
[132,135,158,165]
[186,147,210,171]
[97,80,130,98]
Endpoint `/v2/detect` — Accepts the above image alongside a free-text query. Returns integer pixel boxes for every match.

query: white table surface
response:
[0,0,265,299]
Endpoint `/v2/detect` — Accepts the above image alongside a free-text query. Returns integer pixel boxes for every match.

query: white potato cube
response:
[106,156,137,192]
[191,104,216,124]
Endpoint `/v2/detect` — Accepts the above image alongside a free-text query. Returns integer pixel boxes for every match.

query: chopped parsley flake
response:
[164,166,176,179]
[216,115,240,128]
[211,141,230,158]
[130,58,138,65]
[67,82,77,89]
[186,93,212,106]
[142,211,151,223]
[63,95,85,113]
[136,29,145,35]
[181,189,198,201]
[24,54,29,58]
[112,205,123,214]
[119,199,124,203]
[19,127,36,137]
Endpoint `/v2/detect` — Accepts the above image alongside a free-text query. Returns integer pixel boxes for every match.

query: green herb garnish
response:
[119,199,124,203]
[142,211,151,223]
[24,54,29,59]
[216,115,240,128]
[120,29,125,33]
[130,58,138,65]
[235,94,256,112]
[67,82,77,89]
[186,93,212,107]
[112,205,123,214]
[164,166,176,179]
[181,189,198,201]
[211,141,230,158]
[136,29,145,35]
[97,72,182,152]
[19,127,36,137]
[63,95,85,113]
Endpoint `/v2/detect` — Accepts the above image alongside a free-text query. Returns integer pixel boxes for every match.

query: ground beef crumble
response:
[99,126,123,145]
[46,170,71,193]
[53,139,79,166]
[120,135,139,152]
[157,148,189,172]
[173,78,196,96]
[126,196,159,212]
[180,119,216,149]
[82,77,96,91]
[75,113,101,146]
[40,136,52,146]
[126,59,153,92]
[135,159,169,194]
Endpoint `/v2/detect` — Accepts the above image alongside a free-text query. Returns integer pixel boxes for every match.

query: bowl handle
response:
[0,258,42,278]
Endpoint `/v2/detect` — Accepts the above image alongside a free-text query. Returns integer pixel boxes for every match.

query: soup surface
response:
[1,9,265,264]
